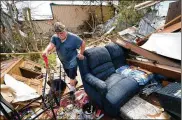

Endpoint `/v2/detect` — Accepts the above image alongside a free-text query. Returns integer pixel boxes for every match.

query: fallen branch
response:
[88,36,106,46]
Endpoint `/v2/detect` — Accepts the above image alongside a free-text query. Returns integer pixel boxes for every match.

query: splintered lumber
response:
[13,101,41,108]
[88,36,107,46]
[159,22,181,33]
[1,57,43,83]
[111,37,181,68]
[127,59,181,80]
[1,57,24,83]
[0,52,42,55]
[20,60,42,76]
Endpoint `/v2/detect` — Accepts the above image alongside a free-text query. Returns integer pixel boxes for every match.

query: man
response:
[42,22,85,92]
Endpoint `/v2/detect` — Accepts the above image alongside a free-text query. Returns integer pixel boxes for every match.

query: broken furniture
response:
[0,73,60,120]
[111,35,181,80]
[0,93,58,120]
[0,58,44,107]
[1,57,43,84]
[155,82,181,118]
[120,95,170,119]
[77,43,140,116]
[0,57,62,120]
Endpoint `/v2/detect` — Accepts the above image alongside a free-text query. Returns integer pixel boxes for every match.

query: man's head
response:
[54,22,67,40]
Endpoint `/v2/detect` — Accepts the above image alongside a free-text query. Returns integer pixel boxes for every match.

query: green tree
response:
[117,0,144,29]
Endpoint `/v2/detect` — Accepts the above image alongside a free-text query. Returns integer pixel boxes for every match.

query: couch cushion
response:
[84,47,115,80]
[105,42,126,69]
[105,73,126,90]
[84,73,107,95]
[105,77,139,107]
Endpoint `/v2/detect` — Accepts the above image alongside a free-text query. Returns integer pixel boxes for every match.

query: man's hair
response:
[54,22,65,32]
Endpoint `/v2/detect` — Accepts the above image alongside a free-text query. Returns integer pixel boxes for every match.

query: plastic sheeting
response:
[141,33,181,60]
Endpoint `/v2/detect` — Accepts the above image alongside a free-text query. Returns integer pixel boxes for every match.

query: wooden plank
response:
[111,37,181,68]
[127,59,181,80]
[20,60,42,73]
[1,57,24,84]
[1,58,19,73]
[0,52,42,55]
[136,1,160,10]
[23,59,42,68]
[160,22,181,33]
[135,1,154,9]
[13,101,41,108]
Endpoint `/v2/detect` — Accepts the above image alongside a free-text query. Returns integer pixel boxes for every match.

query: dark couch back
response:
[77,43,126,80]
[105,43,126,69]
[77,57,89,79]
[84,47,115,81]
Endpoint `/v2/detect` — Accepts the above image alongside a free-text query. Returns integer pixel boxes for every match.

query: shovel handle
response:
[42,55,49,68]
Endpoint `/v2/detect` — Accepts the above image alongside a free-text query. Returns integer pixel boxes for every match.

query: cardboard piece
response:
[1,84,15,103]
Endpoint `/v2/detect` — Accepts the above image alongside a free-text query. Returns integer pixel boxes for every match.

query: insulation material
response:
[11,74,43,95]
[141,33,181,60]
[4,74,40,103]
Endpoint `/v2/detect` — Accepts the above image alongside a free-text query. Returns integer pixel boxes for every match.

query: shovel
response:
[42,55,58,120]
[42,55,51,97]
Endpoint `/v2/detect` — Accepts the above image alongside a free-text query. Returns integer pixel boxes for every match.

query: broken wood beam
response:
[0,52,42,55]
[127,59,181,80]
[13,101,41,109]
[1,57,24,83]
[159,22,181,33]
[111,37,181,68]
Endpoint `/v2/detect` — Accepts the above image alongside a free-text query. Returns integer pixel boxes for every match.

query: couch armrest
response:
[84,73,107,95]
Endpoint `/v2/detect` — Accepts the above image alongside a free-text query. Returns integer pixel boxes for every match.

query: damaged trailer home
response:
[0,0,181,120]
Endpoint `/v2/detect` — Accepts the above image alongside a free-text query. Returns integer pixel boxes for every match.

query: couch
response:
[77,42,140,117]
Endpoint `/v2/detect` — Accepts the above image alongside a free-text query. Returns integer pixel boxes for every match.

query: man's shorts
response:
[64,67,77,79]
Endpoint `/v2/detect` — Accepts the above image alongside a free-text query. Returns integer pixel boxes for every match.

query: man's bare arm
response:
[42,42,55,56]
[77,40,85,60]
[80,40,85,55]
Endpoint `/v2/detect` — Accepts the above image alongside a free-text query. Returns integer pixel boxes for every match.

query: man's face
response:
[56,31,67,40]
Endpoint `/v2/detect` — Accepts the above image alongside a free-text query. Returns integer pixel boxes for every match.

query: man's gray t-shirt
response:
[51,32,82,69]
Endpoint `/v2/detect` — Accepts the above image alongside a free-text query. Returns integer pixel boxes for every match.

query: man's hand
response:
[42,50,48,57]
[42,43,55,57]
[77,53,84,60]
